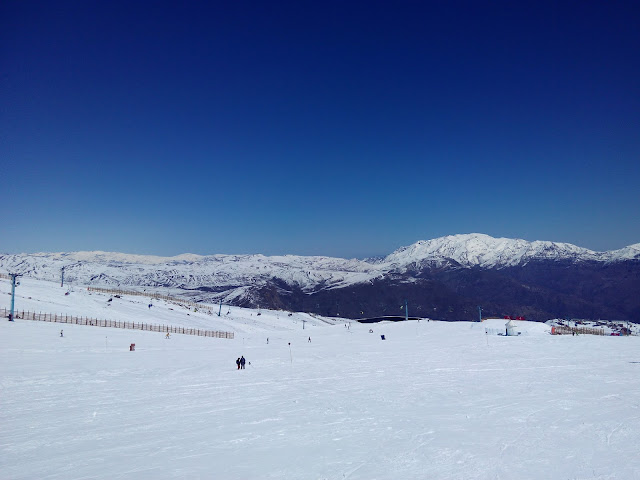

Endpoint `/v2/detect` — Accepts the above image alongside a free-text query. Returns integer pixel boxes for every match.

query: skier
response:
[266,337,269,344]
[236,358,241,370]
[60,330,63,337]
[165,332,170,339]
[240,356,246,369]
[308,336,311,343]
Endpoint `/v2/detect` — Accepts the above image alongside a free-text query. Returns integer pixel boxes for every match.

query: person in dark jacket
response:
[240,356,246,369]
[236,358,241,370]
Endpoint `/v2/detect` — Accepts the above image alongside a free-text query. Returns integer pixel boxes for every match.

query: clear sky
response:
[2,1,639,258]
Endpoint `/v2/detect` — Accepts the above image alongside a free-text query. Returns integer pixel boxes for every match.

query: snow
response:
[0,277,338,334]
[383,233,605,269]
[2,278,640,479]
[2,234,638,307]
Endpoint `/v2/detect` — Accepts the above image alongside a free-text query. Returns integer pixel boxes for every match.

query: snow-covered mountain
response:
[1,234,637,286]
[384,233,640,270]
[2,234,639,321]
[0,250,378,303]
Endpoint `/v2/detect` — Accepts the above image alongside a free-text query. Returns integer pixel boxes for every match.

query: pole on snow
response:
[404,299,408,322]
[61,267,65,287]
[478,306,482,322]
[218,301,222,317]
[9,273,21,321]
[302,319,306,330]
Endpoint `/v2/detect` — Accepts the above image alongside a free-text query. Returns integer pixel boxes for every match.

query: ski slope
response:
[2,278,640,479]
[1,277,339,335]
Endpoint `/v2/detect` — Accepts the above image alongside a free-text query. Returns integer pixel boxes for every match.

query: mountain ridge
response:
[6,233,639,267]
[2,233,639,322]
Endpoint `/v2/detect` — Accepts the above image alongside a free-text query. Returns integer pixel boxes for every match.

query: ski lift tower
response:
[404,299,408,322]
[8,273,22,321]
[478,306,482,322]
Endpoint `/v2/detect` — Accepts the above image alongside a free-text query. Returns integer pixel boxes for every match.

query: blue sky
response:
[2,1,639,258]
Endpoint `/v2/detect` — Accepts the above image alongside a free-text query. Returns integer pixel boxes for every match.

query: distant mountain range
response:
[2,234,639,322]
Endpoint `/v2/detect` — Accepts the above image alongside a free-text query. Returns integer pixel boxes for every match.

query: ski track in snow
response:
[1,278,640,479]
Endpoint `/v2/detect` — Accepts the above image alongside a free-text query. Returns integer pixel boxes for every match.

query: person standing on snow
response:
[236,358,241,370]
[240,356,246,369]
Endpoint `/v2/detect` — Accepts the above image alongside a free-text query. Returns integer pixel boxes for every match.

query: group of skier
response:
[236,356,246,369]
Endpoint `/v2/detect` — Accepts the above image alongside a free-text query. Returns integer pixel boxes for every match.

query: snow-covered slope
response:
[2,276,640,480]
[0,277,340,335]
[1,234,638,302]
